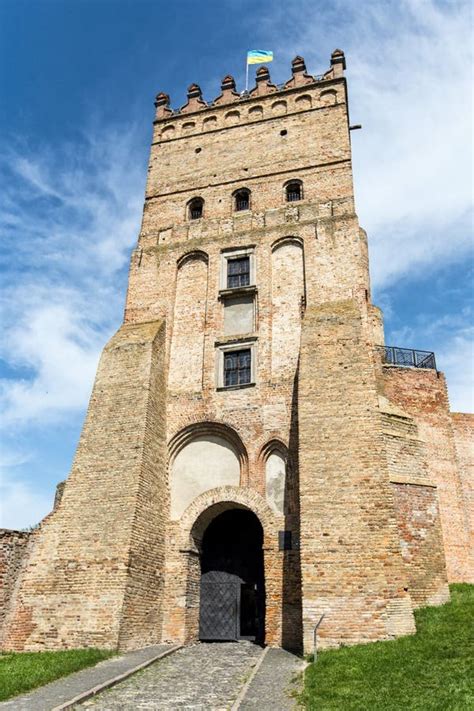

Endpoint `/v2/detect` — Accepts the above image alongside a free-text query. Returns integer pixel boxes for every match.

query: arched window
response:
[234,189,250,212]
[188,197,204,220]
[285,181,303,202]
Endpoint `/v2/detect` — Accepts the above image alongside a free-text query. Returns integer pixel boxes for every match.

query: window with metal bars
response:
[224,349,251,387]
[188,197,204,220]
[234,189,250,212]
[285,181,302,202]
[227,256,250,288]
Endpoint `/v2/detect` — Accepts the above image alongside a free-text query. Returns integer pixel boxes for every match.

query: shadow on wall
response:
[281,365,303,653]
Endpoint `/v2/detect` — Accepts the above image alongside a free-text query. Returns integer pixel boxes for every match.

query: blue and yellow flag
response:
[247,50,273,65]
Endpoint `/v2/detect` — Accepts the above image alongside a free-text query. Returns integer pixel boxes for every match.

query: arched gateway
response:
[161,487,283,648]
[199,509,264,642]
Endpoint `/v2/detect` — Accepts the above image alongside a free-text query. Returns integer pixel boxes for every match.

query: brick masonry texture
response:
[0,530,31,646]
[451,413,474,567]
[1,52,472,654]
[382,368,473,584]
[391,483,449,608]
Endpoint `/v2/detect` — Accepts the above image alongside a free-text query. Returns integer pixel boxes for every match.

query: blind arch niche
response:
[271,237,305,380]
[168,252,208,392]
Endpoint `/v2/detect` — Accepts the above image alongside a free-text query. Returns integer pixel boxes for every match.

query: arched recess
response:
[295,94,312,110]
[259,439,288,516]
[161,125,175,139]
[270,237,305,380]
[168,423,249,520]
[320,88,337,106]
[225,110,240,124]
[248,105,263,119]
[272,100,287,115]
[168,252,208,393]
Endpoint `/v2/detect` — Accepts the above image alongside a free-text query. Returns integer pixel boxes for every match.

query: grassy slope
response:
[302,584,474,711]
[0,648,115,701]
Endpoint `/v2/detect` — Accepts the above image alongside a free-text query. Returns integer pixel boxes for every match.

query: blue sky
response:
[1,0,473,528]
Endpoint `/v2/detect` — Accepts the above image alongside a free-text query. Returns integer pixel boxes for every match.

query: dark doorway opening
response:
[199,509,265,643]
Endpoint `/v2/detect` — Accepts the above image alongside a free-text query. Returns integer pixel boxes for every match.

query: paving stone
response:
[238,648,305,710]
[78,641,263,710]
[0,645,173,711]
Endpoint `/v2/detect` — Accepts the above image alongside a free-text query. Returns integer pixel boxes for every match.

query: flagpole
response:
[245,57,249,93]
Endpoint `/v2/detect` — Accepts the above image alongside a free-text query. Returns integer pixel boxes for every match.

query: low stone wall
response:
[451,412,474,577]
[382,367,473,583]
[391,483,449,607]
[0,529,31,644]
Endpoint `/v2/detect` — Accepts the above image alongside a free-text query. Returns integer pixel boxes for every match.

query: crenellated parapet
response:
[283,56,315,89]
[249,65,278,97]
[154,50,346,122]
[213,75,240,106]
[180,83,208,114]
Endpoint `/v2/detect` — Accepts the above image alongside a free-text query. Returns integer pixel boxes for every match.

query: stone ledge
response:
[390,477,437,489]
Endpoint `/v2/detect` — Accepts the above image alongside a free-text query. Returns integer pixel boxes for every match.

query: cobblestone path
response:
[78,641,263,710]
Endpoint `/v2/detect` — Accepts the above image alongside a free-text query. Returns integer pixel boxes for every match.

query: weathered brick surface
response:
[2,321,167,650]
[1,52,469,654]
[382,367,473,583]
[0,530,31,645]
[451,412,474,572]
[391,483,449,607]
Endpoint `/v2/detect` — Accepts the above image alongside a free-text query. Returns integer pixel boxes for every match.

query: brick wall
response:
[382,367,473,583]
[0,530,31,645]
[391,483,449,607]
[451,413,474,571]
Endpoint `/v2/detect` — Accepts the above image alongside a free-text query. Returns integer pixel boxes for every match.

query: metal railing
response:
[376,346,436,370]
[313,614,325,663]
[287,191,302,202]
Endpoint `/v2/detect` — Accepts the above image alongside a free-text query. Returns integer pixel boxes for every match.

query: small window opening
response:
[188,197,203,220]
[227,256,250,288]
[195,147,202,154]
[280,129,287,136]
[286,181,302,202]
[224,349,251,387]
[234,189,250,212]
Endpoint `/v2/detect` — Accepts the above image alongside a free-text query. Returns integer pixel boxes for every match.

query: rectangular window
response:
[224,349,251,387]
[227,256,250,289]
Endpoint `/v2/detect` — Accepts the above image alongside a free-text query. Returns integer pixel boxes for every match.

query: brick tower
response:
[2,51,472,654]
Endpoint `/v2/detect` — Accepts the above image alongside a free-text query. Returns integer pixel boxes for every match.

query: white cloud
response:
[0,447,52,529]
[0,126,145,426]
[438,332,474,412]
[0,124,146,527]
[1,300,102,423]
[0,473,53,530]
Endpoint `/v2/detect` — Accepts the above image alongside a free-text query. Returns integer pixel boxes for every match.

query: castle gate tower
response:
[5,51,470,655]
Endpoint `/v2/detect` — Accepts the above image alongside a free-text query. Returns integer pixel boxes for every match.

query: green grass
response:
[0,647,115,701]
[301,584,474,711]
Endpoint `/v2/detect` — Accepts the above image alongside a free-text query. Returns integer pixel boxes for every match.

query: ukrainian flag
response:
[247,50,273,65]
